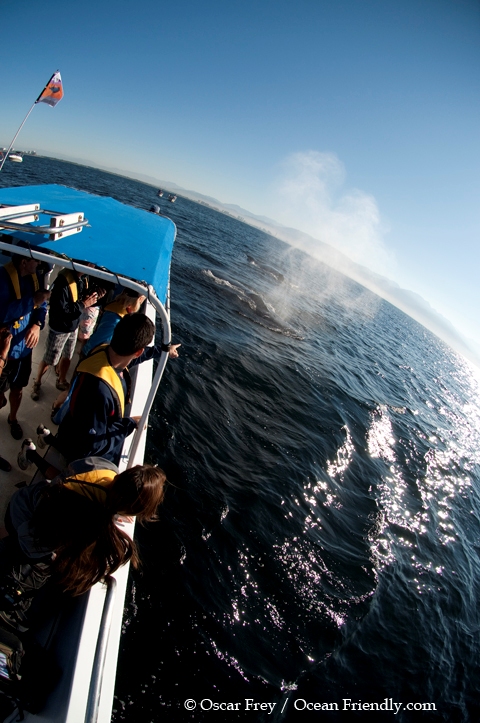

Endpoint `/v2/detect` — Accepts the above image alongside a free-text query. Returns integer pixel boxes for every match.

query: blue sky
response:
[1,0,479,353]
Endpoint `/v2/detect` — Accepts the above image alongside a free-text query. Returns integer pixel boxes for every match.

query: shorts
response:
[43,328,78,366]
[78,306,100,341]
[0,354,32,393]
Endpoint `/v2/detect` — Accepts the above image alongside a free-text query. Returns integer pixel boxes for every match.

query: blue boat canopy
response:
[0,184,176,305]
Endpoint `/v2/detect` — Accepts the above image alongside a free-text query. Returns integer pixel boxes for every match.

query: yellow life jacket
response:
[59,269,87,304]
[3,261,40,328]
[3,261,40,300]
[104,300,129,318]
[64,468,117,505]
[76,345,126,417]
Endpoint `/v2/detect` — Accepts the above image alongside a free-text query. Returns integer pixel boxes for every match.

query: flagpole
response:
[0,71,61,173]
[0,102,37,172]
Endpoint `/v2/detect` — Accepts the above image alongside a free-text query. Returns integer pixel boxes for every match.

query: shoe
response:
[8,416,23,440]
[36,424,51,449]
[31,380,41,401]
[0,609,29,634]
[17,439,35,471]
[0,456,11,472]
[56,379,69,391]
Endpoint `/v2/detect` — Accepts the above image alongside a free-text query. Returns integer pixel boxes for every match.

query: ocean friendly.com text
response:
[183,698,437,714]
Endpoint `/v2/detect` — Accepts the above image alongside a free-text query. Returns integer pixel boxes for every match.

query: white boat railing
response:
[0,204,88,239]
[84,576,117,723]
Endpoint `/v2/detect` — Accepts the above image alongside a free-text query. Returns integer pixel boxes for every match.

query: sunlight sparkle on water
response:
[300,426,355,519]
[368,358,480,577]
[326,425,355,479]
[272,539,350,627]
[210,640,251,682]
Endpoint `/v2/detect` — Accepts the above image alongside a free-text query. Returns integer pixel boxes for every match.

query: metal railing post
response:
[84,576,117,723]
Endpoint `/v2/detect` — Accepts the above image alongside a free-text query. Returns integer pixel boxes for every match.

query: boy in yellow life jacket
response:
[54,313,179,465]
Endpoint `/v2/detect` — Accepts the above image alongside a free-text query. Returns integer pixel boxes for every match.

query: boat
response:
[157,189,164,197]
[0,185,176,722]
[167,194,176,203]
[0,152,23,163]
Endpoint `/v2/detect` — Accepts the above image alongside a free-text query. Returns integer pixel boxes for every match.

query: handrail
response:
[0,204,89,236]
[0,239,171,329]
[0,218,89,235]
[126,284,170,468]
[84,576,117,723]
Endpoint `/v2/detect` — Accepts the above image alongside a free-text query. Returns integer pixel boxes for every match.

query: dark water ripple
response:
[2,157,480,722]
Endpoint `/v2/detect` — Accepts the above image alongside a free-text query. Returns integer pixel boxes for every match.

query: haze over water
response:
[2,157,480,722]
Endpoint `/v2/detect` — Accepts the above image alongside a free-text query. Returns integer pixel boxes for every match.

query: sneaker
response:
[0,455,11,472]
[56,379,69,392]
[0,609,29,634]
[36,424,52,449]
[8,416,23,440]
[17,439,35,471]
[31,380,41,401]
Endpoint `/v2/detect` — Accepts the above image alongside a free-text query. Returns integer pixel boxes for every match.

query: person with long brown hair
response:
[4,458,166,598]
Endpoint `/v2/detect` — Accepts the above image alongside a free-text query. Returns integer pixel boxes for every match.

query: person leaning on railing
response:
[1,457,167,622]
[54,313,180,465]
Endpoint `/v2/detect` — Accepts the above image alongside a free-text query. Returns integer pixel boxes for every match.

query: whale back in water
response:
[202,269,302,339]
[247,291,272,317]
[247,254,285,283]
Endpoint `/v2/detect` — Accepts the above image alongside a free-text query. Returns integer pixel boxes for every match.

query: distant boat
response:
[168,194,177,203]
[9,153,23,163]
[157,189,164,197]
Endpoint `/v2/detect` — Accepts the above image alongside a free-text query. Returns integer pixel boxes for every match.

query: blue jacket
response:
[0,263,48,359]
[82,307,122,356]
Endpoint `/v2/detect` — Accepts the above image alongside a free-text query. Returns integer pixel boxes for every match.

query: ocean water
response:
[2,157,480,722]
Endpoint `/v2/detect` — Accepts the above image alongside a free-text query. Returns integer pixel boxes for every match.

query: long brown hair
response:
[32,465,166,596]
[107,465,166,522]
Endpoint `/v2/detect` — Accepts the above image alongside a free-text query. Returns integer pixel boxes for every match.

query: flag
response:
[36,71,64,107]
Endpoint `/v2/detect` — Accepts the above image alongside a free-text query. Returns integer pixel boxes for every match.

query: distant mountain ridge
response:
[33,153,480,368]
[159,184,480,368]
